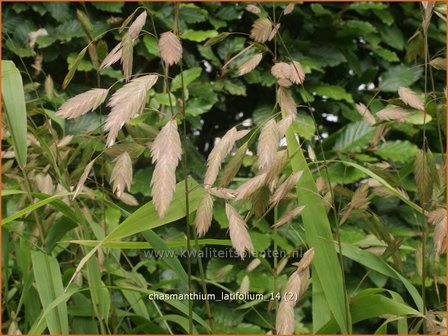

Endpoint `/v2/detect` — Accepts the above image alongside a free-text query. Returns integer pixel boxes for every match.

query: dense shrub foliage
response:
[2,2,446,334]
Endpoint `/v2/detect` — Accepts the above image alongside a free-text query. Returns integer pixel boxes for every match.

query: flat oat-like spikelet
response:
[271,62,305,85]
[225,203,254,258]
[258,119,280,169]
[272,206,305,228]
[428,208,447,254]
[377,105,410,121]
[271,62,291,80]
[100,42,122,69]
[100,13,146,70]
[427,208,447,254]
[250,17,273,43]
[218,142,248,188]
[105,74,158,147]
[110,152,133,197]
[276,300,295,335]
[194,192,214,237]
[56,88,108,119]
[295,248,315,271]
[245,4,261,14]
[238,53,263,76]
[271,171,303,206]
[276,256,289,276]
[250,186,270,218]
[150,120,182,218]
[277,115,295,137]
[278,87,297,116]
[236,173,267,201]
[355,102,376,125]
[277,78,292,88]
[414,149,432,205]
[289,61,305,84]
[284,269,303,303]
[276,250,313,335]
[283,3,295,15]
[158,32,183,66]
[121,33,133,82]
[351,183,370,210]
[246,258,261,272]
[268,23,280,41]
[263,150,288,190]
[73,158,96,199]
[128,11,147,39]
[398,87,424,110]
[204,127,248,187]
[119,192,139,206]
[238,274,250,294]
[35,173,53,195]
[307,144,317,162]
[208,187,237,200]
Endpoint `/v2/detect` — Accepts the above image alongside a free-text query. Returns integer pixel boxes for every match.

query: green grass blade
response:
[2,193,75,225]
[106,177,203,241]
[389,291,409,334]
[2,60,28,168]
[31,251,69,334]
[62,46,87,89]
[116,279,151,320]
[286,129,350,333]
[29,287,81,334]
[67,177,204,289]
[163,314,199,334]
[142,230,189,286]
[65,238,233,249]
[317,289,421,333]
[330,160,422,213]
[86,256,110,330]
[339,243,423,311]
[111,285,210,332]
[312,274,332,330]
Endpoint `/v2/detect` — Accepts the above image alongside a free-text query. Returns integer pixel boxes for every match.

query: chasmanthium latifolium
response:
[57,4,313,298]
[57,6,313,263]
[52,4,445,333]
